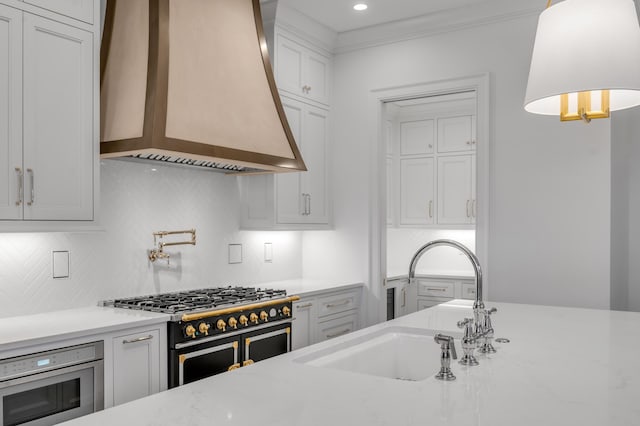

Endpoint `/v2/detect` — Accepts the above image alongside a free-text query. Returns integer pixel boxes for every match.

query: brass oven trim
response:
[180,296,300,322]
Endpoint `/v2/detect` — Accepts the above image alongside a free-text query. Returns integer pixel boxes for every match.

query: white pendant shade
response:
[524,0,640,116]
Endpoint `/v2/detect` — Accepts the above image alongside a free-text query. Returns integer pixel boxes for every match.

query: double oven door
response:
[169,322,291,388]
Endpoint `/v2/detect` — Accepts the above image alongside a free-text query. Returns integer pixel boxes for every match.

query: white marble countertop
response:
[0,280,361,356]
[60,299,640,426]
[386,269,475,280]
[257,279,364,298]
[0,306,170,354]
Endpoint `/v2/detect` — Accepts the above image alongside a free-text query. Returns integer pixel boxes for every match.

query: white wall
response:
[386,229,475,277]
[303,13,612,318]
[611,107,640,312]
[0,160,303,319]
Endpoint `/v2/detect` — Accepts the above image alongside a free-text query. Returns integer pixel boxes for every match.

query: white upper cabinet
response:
[400,158,435,225]
[240,26,331,230]
[400,119,435,155]
[0,2,98,226]
[275,30,330,106]
[22,0,94,24]
[437,115,476,153]
[437,154,476,224]
[276,97,329,225]
[23,14,93,220]
[0,5,22,220]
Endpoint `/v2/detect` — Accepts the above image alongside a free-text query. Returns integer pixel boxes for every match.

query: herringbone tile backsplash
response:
[0,160,303,318]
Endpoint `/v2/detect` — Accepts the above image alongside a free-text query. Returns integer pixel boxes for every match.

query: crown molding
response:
[275,3,338,54]
[334,0,542,55]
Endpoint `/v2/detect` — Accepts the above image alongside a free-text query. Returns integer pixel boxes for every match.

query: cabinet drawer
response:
[417,280,454,298]
[317,291,359,318]
[316,313,358,343]
[461,282,476,300]
[23,0,94,24]
[417,297,449,311]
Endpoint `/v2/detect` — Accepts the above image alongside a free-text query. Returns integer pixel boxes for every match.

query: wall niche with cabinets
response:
[386,92,477,229]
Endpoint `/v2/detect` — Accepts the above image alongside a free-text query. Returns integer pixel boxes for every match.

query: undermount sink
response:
[295,326,455,382]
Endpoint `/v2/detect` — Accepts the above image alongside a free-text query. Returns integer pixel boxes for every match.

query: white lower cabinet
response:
[107,324,167,408]
[292,298,316,350]
[292,287,362,350]
[387,277,475,317]
[316,313,359,343]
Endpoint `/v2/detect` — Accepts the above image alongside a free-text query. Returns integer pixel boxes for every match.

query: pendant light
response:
[524,0,640,122]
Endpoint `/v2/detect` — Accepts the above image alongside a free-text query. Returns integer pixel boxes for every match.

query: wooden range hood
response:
[100,0,306,173]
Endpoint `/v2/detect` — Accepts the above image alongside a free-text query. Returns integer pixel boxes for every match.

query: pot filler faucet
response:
[408,239,498,372]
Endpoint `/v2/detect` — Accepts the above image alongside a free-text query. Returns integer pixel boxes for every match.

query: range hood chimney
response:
[100,0,306,173]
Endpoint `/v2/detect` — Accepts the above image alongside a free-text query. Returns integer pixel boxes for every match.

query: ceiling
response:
[279,0,509,33]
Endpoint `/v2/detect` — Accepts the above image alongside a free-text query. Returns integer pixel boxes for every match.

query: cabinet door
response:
[277,98,329,225]
[437,155,473,224]
[23,14,93,220]
[276,98,304,223]
[400,119,435,155]
[301,104,328,224]
[304,49,330,105]
[275,33,304,97]
[23,0,94,24]
[292,299,316,350]
[400,158,435,225]
[386,157,393,225]
[112,329,160,406]
[437,115,474,153]
[0,5,22,220]
[316,313,358,343]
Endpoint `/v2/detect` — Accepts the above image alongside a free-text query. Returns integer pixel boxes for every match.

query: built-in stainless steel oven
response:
[0,341,104,426]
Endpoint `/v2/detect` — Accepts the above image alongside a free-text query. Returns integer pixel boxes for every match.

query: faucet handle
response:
[486,307,497,315]
[457,318,473,328]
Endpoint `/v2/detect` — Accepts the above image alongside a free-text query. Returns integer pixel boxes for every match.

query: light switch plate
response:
[53,251,70,279]
[228,244,242,264]
[264,243,273,263]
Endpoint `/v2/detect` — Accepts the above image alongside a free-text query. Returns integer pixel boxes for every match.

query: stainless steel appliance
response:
[101,287,298,388]
[0,341,104,426]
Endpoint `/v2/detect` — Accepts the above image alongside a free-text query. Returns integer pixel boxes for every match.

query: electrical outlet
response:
[228,244,242,264]
[53,251,70,279]
[264,243,273,263]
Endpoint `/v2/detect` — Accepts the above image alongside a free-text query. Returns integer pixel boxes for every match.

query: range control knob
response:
[282,306,291,317]
[249,313,259,324]
[216,319,227,332]
[228,317,238,329]
[239,315,249,326]
[185,324,196,339]
[260,311,268,322]
[198,322,210,336]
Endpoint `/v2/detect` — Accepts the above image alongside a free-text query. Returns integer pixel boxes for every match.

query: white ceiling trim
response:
[334,0,542,54]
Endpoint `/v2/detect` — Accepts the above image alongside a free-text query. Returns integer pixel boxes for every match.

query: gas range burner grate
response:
[103,286,288,314]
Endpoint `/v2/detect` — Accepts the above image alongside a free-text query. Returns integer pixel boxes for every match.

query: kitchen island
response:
[61,300,640,425]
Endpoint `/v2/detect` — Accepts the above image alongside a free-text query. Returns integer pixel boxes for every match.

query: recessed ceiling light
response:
[353,3,368,11]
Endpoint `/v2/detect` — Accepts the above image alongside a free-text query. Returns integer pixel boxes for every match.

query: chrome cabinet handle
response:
[122,335,153,344]
[307,194,311,215]
[326,300,350,308]
[296,303,313,309]
[15,168,23,206]
[429,200,433,218]
[300,193,308,215]
[472,199,476,218]
[401,288,406,308]
[466,200,470,218]
[326,329,350,339]
[426,287,447,292]
[26,169,34,206]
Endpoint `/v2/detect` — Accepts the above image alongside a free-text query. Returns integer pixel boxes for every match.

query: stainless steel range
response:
[101,287,299,388]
